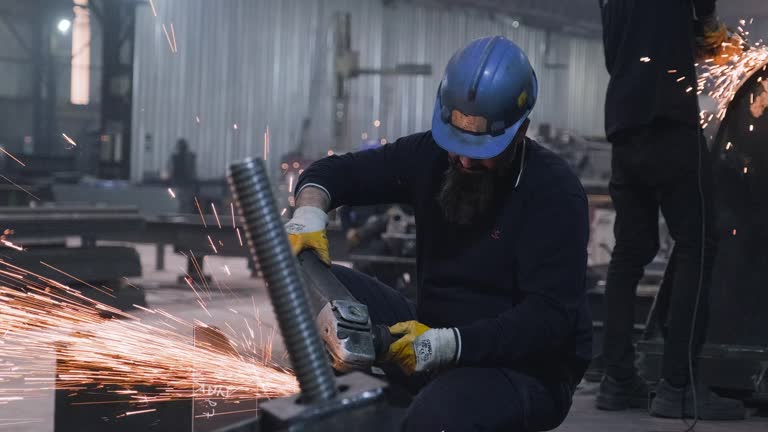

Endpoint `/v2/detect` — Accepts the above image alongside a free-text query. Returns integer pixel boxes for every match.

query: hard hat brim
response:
[431,94,531,160]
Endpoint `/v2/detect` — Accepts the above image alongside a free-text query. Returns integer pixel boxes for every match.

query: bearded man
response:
[285,36,591,432]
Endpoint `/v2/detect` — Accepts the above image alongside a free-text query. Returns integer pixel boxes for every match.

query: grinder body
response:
[297,251,393,372]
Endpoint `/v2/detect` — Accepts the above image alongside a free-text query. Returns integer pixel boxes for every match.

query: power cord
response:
[681,130,708,432]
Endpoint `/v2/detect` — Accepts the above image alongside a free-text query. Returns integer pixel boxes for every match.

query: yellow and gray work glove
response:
[285,206,331,265]
[386,320,461,376]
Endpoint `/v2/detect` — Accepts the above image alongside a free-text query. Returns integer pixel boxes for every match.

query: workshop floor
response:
[2,243,766,431]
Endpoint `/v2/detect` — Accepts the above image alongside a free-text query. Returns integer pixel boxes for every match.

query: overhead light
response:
[57,19,72,33]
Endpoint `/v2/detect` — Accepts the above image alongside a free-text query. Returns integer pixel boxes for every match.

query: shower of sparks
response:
[264,127,270,161]
[236,228,243,247]
[194,197,207,227]
[211,203,222,229]
[698,33,768,130]
[0,261,298,409]
[288,175,294,193]
[230,203,236,228]
[640,57,651,63]
[168,188,176,199]
[732,229,737,236]
[749,124,754,131]
[149,0,157,17]
[62,133,77,148]
[744,166,749,174]
[196,115,201,124]
[281,208,287,217]
[223,265,231,276]
[0,175,40,201]
[726,142,733,150]
[0,148,26,167]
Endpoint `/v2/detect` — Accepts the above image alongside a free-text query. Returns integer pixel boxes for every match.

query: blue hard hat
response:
[432,36,538,159]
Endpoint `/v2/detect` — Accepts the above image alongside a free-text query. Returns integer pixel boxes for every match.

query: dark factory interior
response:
[0,1,767,431]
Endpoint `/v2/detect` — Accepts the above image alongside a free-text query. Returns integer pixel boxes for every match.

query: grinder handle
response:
[371,324,395,361]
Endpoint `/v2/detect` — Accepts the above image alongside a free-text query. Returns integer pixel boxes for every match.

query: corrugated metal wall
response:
[132,0,609,180]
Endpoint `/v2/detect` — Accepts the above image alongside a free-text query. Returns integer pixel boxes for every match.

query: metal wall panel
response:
[132,0,610,180]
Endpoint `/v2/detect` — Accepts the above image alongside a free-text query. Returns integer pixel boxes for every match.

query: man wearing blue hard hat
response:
[286,36,591,430]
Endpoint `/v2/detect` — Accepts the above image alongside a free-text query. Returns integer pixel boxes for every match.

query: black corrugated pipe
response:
[228,158,337,404]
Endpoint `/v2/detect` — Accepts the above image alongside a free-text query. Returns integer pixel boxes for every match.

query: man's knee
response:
[401,368,529,432]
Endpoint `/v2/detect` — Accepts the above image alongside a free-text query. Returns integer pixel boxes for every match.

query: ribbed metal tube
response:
[228,158,337,403]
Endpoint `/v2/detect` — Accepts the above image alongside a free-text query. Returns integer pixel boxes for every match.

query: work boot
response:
[596,374,650,411]
[650,379,746,420]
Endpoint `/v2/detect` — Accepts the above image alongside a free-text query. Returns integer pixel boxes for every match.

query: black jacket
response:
[600,0,716,137]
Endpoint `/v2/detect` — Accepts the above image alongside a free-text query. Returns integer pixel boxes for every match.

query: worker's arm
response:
[456,184,590,366]
[692,0,716,19]
[287,132,430,263]
[295,132,431,211]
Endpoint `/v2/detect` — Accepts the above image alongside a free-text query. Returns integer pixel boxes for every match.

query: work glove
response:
[285,206,331,265]
[386,320,460,375]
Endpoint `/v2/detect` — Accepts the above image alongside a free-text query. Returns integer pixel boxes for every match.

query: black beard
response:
[437,165,496,225]
[437,145,519,225]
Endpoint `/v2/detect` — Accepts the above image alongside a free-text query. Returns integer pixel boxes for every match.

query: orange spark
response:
[264,126,270,161]
[194,197,207,227]
[0,148,26,167]
[170,22,178,52]
[1,240,23,251]
[62,133,77,148]
[0,175,40,201]
[211,203,222,229]
[149,0,157,17]
[125,408,156,416]
[162,24,175,53]
[168,188,176,198]
[207,235,218,254]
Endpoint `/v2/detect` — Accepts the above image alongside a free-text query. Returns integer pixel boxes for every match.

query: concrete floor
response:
[1,242,766,431]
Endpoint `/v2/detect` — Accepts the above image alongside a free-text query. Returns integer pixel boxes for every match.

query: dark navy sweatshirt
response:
[296,132,592,382]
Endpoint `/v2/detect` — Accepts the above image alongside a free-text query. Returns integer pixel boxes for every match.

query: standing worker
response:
[597,0,745,419]
[285,36,592,431]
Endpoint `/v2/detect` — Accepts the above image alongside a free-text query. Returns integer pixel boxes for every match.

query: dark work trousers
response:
[331,265,574,432]
[601,120,717,387]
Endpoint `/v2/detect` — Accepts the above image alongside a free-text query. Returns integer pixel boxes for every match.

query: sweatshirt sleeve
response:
[457,182,590,366]
[295,132,432,209]
[692,0,716,19]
